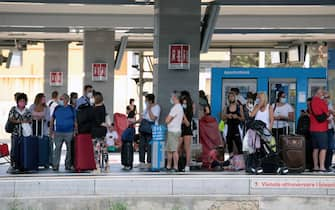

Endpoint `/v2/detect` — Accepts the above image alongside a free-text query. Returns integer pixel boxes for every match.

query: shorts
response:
[181,125,193,137]
[311,132,328,150]
[166,131,181,152]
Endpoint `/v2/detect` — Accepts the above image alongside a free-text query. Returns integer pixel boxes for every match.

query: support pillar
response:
[83,30,115,114]
[44,41,68,98]
[154,0,201,121]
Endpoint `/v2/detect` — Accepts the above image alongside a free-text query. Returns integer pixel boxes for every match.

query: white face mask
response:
[170,98,174,105]
[87,92,93,98]
[90,97,95,105]
[182,104,187,109]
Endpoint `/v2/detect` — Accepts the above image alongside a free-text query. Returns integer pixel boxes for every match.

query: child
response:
[105,123,119,153]
[208,145,225,170]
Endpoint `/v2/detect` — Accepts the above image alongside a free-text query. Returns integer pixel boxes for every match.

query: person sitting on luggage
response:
[208,146,225,171]
[50,93,77,171]
[165,91,184,173]
[91,92,109,173]
[221,92,245,157]
[271,91,294,144]
[136,94,161,169]
[8,93,32,170]
[105,123,118,153]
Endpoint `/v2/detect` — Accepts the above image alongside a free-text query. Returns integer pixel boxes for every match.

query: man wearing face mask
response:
[50,93,77,171]
[76,85,94,109]
[136,94,161,169]
[272,91,294,144]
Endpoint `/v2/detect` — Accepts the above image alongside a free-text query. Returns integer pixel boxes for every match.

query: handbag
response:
[139,119,154,134]
[5,119,15,133]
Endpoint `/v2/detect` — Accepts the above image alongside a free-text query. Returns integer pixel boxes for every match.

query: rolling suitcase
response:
[74,134,96,172]
[19,135,39,172]
[121,142,133,168]
[279,134,306,173]
[33,120,50,168]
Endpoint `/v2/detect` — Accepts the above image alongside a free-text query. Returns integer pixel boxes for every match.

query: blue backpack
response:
[121,127,135,142]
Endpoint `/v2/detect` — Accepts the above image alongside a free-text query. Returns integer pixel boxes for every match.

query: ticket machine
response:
[211,67,327,122]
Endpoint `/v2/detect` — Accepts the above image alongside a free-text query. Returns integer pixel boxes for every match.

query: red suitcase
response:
[113,113,128,147]
[74,134,96,172]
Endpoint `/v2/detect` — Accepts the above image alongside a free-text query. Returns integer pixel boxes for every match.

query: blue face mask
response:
[255,99,260,104]
[280,97,287,104]
[59,100,64,106]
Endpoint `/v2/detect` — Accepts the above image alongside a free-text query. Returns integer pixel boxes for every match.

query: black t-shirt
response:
[91,105,107,139]
[127,105,137,118]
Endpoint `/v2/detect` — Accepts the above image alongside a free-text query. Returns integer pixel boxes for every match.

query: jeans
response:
[139,132,152,163]
[53,132,73,169]
[325,129,335,169]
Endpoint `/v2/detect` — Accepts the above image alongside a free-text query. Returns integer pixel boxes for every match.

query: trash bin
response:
[151,125,167,172]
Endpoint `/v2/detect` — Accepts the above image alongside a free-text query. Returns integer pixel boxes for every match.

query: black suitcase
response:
[121,142,133,168]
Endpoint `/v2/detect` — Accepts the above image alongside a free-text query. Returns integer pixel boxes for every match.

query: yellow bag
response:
[218,120,225,132]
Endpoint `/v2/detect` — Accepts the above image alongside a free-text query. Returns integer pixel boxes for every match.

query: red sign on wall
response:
[168,44,190,70]
[92,63,108,81]
[49,72,63,86]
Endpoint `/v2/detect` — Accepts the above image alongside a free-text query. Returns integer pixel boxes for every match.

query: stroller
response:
[244,120,288,175]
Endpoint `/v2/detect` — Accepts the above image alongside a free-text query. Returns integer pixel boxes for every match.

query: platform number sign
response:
[92,63,108,81]
[49,72,63,86]
[168,44,190,70]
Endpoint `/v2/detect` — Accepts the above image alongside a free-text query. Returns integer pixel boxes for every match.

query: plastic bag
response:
[22,123,32,137]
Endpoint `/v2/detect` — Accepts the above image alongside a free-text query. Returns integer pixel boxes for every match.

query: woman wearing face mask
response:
[8,93,32,169]
[222,92,245,156]
[70,92,78,108]
[178,94,194,172]
[272,91,294,144]
[250,92,274,131]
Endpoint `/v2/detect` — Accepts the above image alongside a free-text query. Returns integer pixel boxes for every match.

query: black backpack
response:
[297,114,310,135]
[77,104,94,134]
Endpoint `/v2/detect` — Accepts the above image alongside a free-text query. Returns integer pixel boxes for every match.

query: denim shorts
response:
[311,132,328,150]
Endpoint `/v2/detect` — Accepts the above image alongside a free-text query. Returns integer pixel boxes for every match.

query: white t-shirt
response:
[255,104,270,129]
[272,103,294,128]
[47,99,58,118]
[142,104,161,125]
[167,103,184,133]
[105,130,118,146]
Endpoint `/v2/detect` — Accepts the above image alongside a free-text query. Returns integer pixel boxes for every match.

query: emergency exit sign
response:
[92,63,108,81]
[168,44,190,70]
[49,72,63,86]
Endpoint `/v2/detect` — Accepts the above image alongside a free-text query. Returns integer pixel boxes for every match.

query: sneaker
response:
[170,168,178,173]
[146,163,152,169]
[136,162,146,169]
[93,168,101,174]
[184,166,190,172]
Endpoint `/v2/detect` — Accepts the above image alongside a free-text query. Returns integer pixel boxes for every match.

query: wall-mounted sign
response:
[168,44,190,70]
[49,72,63,86]
[92,63,108,81]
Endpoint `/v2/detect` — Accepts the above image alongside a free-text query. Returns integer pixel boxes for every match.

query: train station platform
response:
[1,151,335,210]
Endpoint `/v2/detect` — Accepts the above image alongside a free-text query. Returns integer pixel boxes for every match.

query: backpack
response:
[76,104,94,134]
[297,114,310,135]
